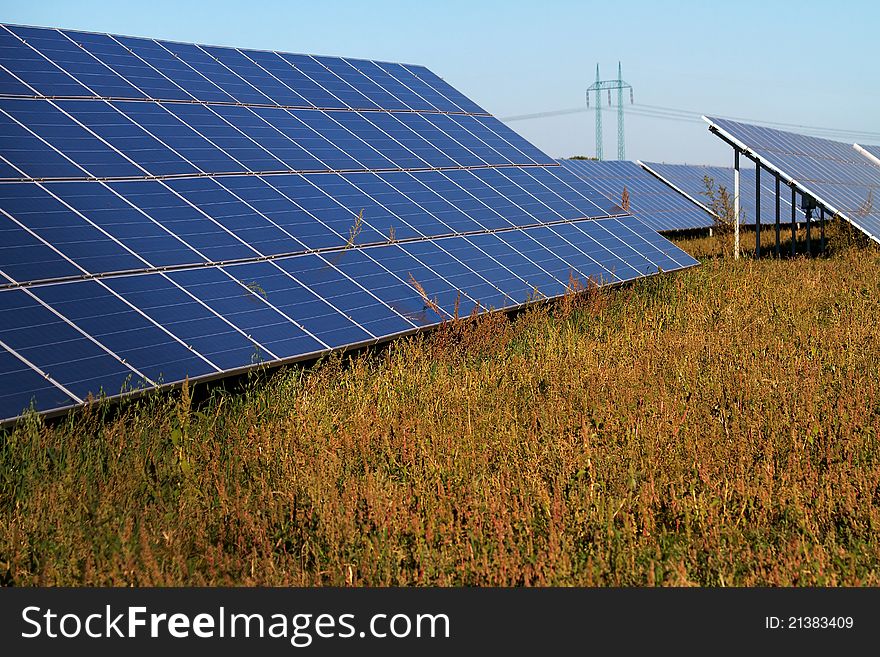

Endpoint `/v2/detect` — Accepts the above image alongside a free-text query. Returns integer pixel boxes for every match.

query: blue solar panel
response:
[556,159,714,232]
[0,102,559,181]
[641,161,807,226]
[705,117,880,244]
[0,287,150,400]
[0,23,699,424]
[0,346,79,416]
[1,216,697,417]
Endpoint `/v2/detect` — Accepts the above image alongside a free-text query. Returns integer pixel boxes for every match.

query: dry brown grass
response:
[2,233,879,586]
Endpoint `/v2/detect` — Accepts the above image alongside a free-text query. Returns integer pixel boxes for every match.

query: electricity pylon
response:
[586,62,634,160]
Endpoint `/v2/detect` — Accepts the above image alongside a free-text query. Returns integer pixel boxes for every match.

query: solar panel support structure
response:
[806,207,812,253]
[801,194,818,255]
[704,115,880,254]
[775,174,781,257]
[820,207,826,253]
[790,185,797,256]
[639,160,806,235]
[733,150,740,259]
[755,163,761,258]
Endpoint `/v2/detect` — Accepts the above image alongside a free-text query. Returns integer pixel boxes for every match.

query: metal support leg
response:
[775,175,781,257]
[755,163,761,258]
[806,207,812,255]
[807,208,813,255]
[791,186,797,256]
[820,207,826,253]
[734,150,740,260]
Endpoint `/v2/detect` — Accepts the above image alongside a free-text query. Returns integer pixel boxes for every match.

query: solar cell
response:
[556,159,714,232]
[704,117,880,244]
[0,23,699,424]
[640,161,807,225]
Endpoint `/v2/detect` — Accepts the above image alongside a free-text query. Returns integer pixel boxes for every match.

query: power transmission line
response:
[635,102,858,133]
[499,103,880,143]
[499,107,587,121]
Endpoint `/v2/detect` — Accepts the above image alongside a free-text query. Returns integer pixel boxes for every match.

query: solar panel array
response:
[705,117,880,244]
[0,24,698,423]
[641,161,806,226]
[556,159,714,232]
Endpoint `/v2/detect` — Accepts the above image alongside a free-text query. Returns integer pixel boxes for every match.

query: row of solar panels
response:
[1,99,552,181]
[0,24,702,424]
[6,151,787,296]
[704,116,880,244]
[641,162,808,227]
[557,125,880,249]
[0,23,485,113]
[2,216,695,421]
[557,121,880,249]
[1,168,624,287]
[558,158,807,233]
[557,159,713,232]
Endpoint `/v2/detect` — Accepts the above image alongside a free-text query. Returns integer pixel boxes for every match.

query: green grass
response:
[2,228,879,586]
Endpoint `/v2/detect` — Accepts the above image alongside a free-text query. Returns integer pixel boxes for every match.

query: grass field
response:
[2,224,879,586]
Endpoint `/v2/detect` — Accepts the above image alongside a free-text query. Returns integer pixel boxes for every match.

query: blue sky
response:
[3,0,878,165]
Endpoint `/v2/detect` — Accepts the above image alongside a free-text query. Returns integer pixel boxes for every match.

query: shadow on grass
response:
[674,218,872,261]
